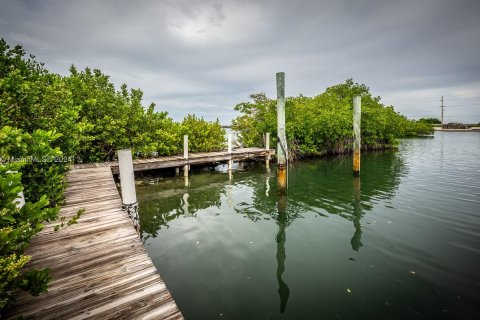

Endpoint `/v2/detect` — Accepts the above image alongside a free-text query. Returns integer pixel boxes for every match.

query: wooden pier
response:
[6,167,183,319]
[74,147,275,173]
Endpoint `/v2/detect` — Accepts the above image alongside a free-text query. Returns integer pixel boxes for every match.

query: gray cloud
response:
[1,0,479,123]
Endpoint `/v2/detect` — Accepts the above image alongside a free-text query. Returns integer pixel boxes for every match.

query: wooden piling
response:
[183,135,189,177]
[118,149,139,230]
[118,149,137,206]
[276,72,288,192]
[227,133,233,171]
[266,132,271,171]
[353,96,361,176]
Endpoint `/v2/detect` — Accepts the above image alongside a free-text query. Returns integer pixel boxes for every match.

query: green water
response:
[137,132,480,319]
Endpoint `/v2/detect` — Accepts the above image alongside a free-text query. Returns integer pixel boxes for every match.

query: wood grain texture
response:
[5,167,183,320]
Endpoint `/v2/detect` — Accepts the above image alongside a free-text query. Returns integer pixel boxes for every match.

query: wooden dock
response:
[6,167,183,319]
[74,147,275,173]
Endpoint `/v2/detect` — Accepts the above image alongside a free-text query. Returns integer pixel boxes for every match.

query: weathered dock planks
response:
[6,167,183,320]
[74,147,275,173]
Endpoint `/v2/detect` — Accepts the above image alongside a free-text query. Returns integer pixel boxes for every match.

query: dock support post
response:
[276,72,288,192]
[266,132,271,171]
[353,96,361,176]
[183,135,189,177]
[266,132,271,156]
[175,167,180,177]
[118,149,139,231]
[227,133,233,172]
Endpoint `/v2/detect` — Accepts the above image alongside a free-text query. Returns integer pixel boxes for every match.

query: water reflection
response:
[276,194,290,313]
[139,151,406,242]
[136,136,480,319]
[181,192,190,216]
[351,177,363,251]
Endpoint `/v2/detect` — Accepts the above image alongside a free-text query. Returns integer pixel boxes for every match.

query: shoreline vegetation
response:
[1,38,433,313]
[232,80,434,160]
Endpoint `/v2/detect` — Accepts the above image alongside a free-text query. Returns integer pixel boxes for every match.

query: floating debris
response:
[347,288,351,293]
[410,270,416,274]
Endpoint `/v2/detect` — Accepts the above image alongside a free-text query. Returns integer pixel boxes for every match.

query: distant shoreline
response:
[434,127,480,132]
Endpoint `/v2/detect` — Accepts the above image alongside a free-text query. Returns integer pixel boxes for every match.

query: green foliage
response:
[19,268,51,296]
[53,208,84,232]
[1,37,227,313]
[180,115,226,153]
[232,79,434,158]
[65,66,225,161]
[0,126,66,310]
[419,117,441,124]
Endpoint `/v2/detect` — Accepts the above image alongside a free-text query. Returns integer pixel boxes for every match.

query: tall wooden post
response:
[227,133,233,172]
[118,149,139,231]
[183,135,189,177]
[276,72,288,192]
[353,96,361,176]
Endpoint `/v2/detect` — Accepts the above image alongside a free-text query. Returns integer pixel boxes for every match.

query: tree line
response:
[232,79,433,159]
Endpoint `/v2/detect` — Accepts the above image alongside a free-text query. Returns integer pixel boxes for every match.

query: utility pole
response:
[440,96,444,127]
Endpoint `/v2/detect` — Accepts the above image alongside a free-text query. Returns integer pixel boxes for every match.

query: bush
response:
[0,127,65,310]
[232,79,434,158]
[1,37,227,313]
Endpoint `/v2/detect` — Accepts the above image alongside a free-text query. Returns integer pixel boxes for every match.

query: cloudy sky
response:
[1,0,479,124]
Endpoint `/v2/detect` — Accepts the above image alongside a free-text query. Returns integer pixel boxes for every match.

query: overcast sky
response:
[1,0,479,124]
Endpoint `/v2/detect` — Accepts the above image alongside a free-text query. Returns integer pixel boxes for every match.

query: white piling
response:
[265,132,271,171]
[228,133,233,171]
[183,135,189,177]
[118,150,137,205]
[118,149,139,231]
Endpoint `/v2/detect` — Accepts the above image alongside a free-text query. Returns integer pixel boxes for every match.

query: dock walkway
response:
[6,167,183,319]
[74,147,275,173]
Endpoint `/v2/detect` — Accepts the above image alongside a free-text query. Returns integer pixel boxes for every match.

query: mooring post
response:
[183,135,189,177]
[266,132,271,171]
[118,149,139,231]
[353,96,361,176]
[276,72,288,192]
[228,133,233,172]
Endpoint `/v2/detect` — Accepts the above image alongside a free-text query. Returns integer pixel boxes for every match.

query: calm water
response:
[137,132,480,320]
